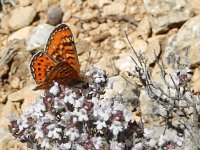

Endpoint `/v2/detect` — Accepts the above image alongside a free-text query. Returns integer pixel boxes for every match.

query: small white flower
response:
[158,135,167,146]
[144,128,153,139]
[92,136,103,149]
[74,96,84,108]
[110,140,125,150]
[61,111,71,121]
[98,108,111,121]
[95,77,101,83]
[91,96,99,106]
[53,97,64,109]
[41,138,50,149]
[65,128,79,141]
[64,90,77,105]
[79,133,88,143]
[147,139,157,148]
[112,101,125,113]
[133,142,144,150]
[35,128,44,139]
[77,108,88,121]
[95,120,107,129]
[123,109,132,122]
[76,144,85,150]
[17,117,28,131]
[47,124,62,139]
[34,120,44,139]
[42,114,54,123]
[49,82,60,95]
[59,142,71,150]
[109,121,123,135]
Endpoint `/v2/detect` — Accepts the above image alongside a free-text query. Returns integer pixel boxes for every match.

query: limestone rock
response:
[103,2,126,16]
[9,6,36,30]
[47,7,63,26]
[8,26,32,42]
[143,0,193,34]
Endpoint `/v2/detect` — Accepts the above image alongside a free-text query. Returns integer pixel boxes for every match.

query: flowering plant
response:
[8,67,140,150]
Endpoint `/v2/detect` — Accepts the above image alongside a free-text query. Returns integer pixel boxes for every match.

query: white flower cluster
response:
[8,67,134,150]
[8,67,185,149]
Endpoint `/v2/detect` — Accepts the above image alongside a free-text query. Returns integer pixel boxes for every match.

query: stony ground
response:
[0,0,200,149]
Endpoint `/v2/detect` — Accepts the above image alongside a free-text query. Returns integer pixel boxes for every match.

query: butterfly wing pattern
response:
[30,24,81,91]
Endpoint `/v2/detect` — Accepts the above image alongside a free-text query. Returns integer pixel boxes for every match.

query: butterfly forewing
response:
[30,51,56,84]
[45,24,80,74]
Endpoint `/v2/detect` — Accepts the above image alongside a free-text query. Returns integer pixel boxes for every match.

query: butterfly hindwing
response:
[30,51,56,84]
[33,62,80,90]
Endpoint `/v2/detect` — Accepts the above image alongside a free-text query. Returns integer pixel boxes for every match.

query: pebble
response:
[9,6,36,30]
[10,76,20,89]
[103,2,126,16]
[47,7,63,26]
[8,26,32,42]
[62,9,72,22]
[60,0,73,11]
[99,23,109,32]
[114,40,126,50]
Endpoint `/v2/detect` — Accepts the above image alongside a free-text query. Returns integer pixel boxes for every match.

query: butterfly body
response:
[30,24,81,90]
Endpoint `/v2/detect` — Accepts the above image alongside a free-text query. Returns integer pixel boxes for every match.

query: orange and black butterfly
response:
[30,24,82,90]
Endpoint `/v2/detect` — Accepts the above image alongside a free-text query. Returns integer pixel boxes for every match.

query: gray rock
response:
[26,24,54,51]
[9,6,36,30]
[143,0,193,34]
[104,76,140,105]
[103,2,126,16]
[162,15,200,68]
[47,7,63,26]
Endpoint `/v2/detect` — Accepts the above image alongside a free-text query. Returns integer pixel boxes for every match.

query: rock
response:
[145,36,161,65]
[189,0,200,14]
[191,67,200,94]
[26,24,54,51]
[91,22,99,29]
[18,0,32,6]
[87,0,111,8]
[47,7,63,26]
[7,84,43,103]
[60,0,73,11]
[103,2,126,16]
[136,15,151,40]
[0,138,30,150]
[10,76,20,89]
[94,56,118,76]
[114,40,126,50]
[109,27,119,36]
[143,0,193,34]
[99,23,109,32]
[76,40,92,55]
[132,39,148,54]
[8,26,32,42]
[114,51,137,74]
[104,76,139,104]
[62,9,72,22]
[162,15,200,68]
[0,101,20,128]
[9,6,37,30]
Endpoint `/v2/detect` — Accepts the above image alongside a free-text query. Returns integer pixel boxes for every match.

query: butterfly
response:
[30,24,83,91]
